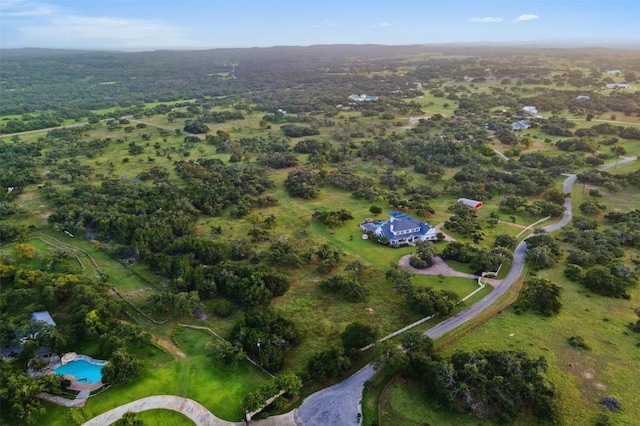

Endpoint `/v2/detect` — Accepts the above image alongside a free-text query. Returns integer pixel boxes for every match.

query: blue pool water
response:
[54,360,104,384]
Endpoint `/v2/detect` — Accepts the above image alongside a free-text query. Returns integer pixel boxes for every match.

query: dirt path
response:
[399,115,431,130]
[154,337,186,359]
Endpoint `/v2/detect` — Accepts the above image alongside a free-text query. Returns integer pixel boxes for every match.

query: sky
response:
[0,0,638,51]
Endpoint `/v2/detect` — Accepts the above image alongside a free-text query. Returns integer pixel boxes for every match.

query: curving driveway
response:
[82,395,242,426]
[294,158,638,425]
[83,156,638,426]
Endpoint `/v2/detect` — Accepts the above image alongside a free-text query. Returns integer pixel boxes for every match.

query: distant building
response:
[606,69,622,75]
[349,94,378,102]
[522,106,538,115]
[511,120,531,131]
[576,95,590,100]
[605,83,631,89]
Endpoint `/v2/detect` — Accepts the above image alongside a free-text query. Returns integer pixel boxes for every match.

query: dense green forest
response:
[1,45,639,425]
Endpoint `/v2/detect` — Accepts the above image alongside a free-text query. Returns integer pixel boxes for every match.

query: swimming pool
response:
[54,359,104,384]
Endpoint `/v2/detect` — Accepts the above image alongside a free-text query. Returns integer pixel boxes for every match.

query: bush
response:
[516,278,562,316]
[319,275,368,302]
[564,263,583,282]
[213,300,235,317]
[306,347,352,380]
[409,255,430,269]
[102,348,142,384]
[568,335,590,350]
[600,396,621,412]
[341,321,378,355]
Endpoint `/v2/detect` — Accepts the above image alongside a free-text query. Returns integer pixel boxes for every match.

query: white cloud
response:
[2,0,197,48]
[20,15,195,48]
[0,0,53,16]
[469,17,503,23]
[513,14,539,22]
[369,22,391,29]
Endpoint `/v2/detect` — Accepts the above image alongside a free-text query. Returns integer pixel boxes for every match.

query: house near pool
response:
[2,311,57,359]
[360,212,438,247]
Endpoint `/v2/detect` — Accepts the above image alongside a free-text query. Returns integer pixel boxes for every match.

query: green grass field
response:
[380,377,492,426]
[4,92,639,425]
[380,270,640,425]
[378,180,640,426]
[37,327,271,425]
[135,409,195,425]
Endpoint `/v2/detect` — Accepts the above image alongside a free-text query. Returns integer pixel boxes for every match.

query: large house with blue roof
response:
[359,212,438,247]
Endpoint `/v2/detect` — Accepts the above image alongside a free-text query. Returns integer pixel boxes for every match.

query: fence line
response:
[176,323,276,379]
[360,314,435,352]
[112,287,166,324]
[516,216,551,239]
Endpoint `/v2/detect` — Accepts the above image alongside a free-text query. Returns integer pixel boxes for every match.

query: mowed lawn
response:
[135,409,195,425]
[380,259,640,425]
[38,327,271,425]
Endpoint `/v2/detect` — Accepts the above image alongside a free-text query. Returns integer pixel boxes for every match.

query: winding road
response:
[82,396,240,426]
[293,155,637,426]
[7,108,637,426]
[75,156,636,426]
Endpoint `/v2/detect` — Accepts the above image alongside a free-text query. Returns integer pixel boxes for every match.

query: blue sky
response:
[1,0,638,50]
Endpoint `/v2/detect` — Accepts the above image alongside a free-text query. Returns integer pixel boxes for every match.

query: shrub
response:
[409,255,430,269]
[568,335,590,350]
[600,396,621,412]
[213,300,235,317]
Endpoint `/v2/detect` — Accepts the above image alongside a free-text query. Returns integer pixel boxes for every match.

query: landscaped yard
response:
[36,327,271,424]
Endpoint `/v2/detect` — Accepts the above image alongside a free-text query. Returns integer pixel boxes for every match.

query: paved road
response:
[398,255,501,288]
[294,231,530,425]
[0,115,195,139]
[78,157,638,426]
[0,121,90,138]
[569,118,640,126]
[295,365,374,426]
[82,395,241,426]
[295,155,639,425]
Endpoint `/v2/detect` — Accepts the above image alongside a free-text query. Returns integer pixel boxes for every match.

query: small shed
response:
[458,198,483,209]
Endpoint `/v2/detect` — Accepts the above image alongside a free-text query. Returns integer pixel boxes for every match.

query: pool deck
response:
[63,374,106,392]
[38,390,91,408]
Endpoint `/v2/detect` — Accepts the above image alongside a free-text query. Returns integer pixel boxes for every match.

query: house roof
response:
[390,217,422,232]
[360,213,436,243]
[32,311,56,327]
[511,120,530,130]
[458,198,483,209]
[606,83,631,89]
[349,94,378,101]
